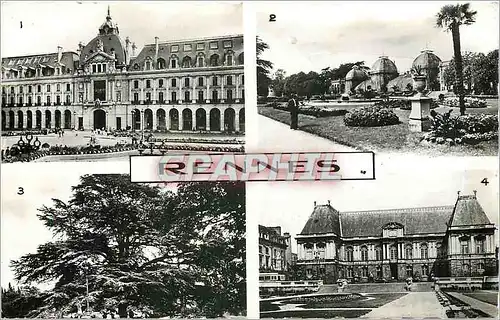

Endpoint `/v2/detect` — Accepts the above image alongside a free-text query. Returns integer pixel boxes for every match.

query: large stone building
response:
[1,8,244,133]
[259,225,293,273]
[295,193,497,284]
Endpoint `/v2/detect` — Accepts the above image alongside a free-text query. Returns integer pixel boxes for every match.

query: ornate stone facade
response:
[296,193,497,284]
[1,8,244,133]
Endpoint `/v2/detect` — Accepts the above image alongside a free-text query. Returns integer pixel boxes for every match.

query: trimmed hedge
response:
[344,106,400,127]
[272,103,347,118]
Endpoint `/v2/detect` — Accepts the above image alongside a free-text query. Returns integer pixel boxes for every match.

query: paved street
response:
[362,292,447,318]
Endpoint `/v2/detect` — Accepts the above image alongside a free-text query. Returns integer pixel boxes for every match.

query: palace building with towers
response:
[295,192,498,284]
[1,7,245,134]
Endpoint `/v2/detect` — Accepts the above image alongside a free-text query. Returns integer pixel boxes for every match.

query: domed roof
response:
[412,50,442,70]
[80,7,127,66]
[346,65,369,81]
[371,56,398,75]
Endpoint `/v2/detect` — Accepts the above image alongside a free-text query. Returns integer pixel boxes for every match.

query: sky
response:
[1,1,243,58]
[252,158,499,254]
[257,1,499,76]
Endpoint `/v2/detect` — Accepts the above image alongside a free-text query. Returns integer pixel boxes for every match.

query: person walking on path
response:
[288,94,299,130]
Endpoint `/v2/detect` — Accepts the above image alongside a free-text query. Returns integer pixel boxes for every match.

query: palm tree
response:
[257,37,273,97]
[436,3,477,115]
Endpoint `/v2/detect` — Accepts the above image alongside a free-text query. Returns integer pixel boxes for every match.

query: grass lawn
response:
[462,291,498,306]
[258,106,498,156]
[285,293,406,309]
[260,309,371,318]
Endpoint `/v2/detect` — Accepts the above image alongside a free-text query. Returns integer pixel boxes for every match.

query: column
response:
[220,108,224,131]
[235,108,240,132]
[140,87,144,104]
[153,86,157,104]
[13,112,18,129]
[191,77,196,103]
[470,236,475,254]
[90,80,94,101]
[152,109,157,130]
[191,109,195,130]
[165,82,170,103]
[206,77,210,103]
[23,112,28,129]
[205,108,210,131]
[129,80,133,103]
[140,110,144,130]
[165,108,170,130]
[221,78,225,103]
[42,112,46,129]
[235,74,240,102]
[383,244,386,260]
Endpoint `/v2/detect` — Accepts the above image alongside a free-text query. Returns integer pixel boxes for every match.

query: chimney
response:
[132,42,137,56]
[125,37,131,64]
[314,201,316,207]
[57,46,63,63]
[328,200,331,206]
[473,190,477,198]
[154,36,159,68]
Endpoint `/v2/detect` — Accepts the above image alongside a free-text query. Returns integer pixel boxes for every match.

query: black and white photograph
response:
[256,1,498,157]
[1,169,245,318]
[252,167,498,318]
[1,1,245,163]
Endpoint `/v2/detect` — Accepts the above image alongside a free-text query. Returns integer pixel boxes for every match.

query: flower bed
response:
[151,137,244,145]
[1,129,49,136]
[442,97,488,108]
[375,100,411,109]
[344,106,400,127]
[424,111,498,145]
[272,103,347,117]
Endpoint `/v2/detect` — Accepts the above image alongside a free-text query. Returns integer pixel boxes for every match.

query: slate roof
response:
[449,195,492,227]
[340,206,454,238]
[300,205,341,236]
[2,52,78,70]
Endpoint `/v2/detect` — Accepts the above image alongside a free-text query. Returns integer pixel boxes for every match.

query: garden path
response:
[361,292,447,318]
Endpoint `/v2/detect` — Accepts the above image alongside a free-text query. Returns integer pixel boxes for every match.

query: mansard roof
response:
[2,52,79,70]
[340,206,454,238]
[449,194,492,227]
[300,204,341,236]
[130,34,244,71]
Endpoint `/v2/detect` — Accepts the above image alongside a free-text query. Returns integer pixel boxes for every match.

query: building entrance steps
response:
[361,292,448,318]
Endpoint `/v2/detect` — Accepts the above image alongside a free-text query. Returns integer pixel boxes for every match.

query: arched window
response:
[361,246,368,261]
[405,244,413,259]
[212,76,218,86]
[197,56,204,67]
[390,245,397,260]
[170,57,178,69]
[226,54,233,66]
[209,54,219,67]
[346,247,353,262]
[46,84,51,92]
[37,85,41,93]
[182,56,192,68]
[460,239,469,254]
[420,243,428,259]
[158,79,164,88]
[157,58,166,69]
[375,246,382,260]
[145,61,151,70]
[226,75,233,85]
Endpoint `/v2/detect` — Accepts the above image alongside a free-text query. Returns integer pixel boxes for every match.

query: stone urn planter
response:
[412,75,427,93]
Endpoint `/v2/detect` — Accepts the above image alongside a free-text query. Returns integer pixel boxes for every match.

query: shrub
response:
[375,99,410,109]
[344,106,400,127]
[424,111,498,145]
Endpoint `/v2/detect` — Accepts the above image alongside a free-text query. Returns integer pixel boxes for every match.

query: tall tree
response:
[436,3,477,115]
[9,175,245,318]
[257,37,273,97]
[271,69,286,97]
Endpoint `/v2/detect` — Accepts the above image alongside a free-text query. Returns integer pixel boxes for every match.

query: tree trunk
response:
[452,24,466,115]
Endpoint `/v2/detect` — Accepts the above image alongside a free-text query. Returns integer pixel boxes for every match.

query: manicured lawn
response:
[462,291,498,306]
[292,292,407,309]
[260,309,371,318]
[258,107,498,156]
